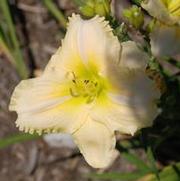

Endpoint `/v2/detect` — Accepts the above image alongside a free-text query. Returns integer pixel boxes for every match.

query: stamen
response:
[86,95,96,103]
[66,71,76,80]
[68,71,102,103]
[70,88,80,97]
[84,80,90,84]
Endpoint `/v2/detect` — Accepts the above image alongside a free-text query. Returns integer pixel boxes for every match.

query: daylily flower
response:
[150,22,180,57]
[141,0,180,57]
[141,0,180,25]
[9,14,160,168]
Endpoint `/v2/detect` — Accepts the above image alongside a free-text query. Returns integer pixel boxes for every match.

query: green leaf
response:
[158,163,180,181]
[131,0,143,6]
[0,133,41,149]
[0,0,28,79]
[165,58,180,69]
[147,147,160,180]
[122,152,151,173]
[0,32,15,64]
[89,163,180,181]
[43,0,67,29]
[73,0,85,6]
[88,171,147,181]
[0,23,11,46]
[141,162,180,181]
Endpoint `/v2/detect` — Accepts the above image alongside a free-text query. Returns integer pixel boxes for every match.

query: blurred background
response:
[0,0,180,181]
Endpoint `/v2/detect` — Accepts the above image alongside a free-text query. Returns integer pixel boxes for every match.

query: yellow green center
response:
[69,74,103,103]
[66,62,107,104]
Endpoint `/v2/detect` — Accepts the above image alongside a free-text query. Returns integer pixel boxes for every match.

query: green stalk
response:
[147,147,160,180]
[0,33,15,64]
[131,0,143,6]
[0,0,28,79]
[44,0,67,29]
[0,133,41,149]
[166,57,180,69]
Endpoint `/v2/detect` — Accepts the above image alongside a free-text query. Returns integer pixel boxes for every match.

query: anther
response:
[66,71,76,80]
[70,88,80,97]
[84,80,90,84]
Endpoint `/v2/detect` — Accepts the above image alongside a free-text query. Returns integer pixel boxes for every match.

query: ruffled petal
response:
[150,24,180,57]
[46,14,120,76]
[141,0,176,25]
[91,70,160,135]
[73,117,116,168]
[120,41,149,70]
[9,76,89,134]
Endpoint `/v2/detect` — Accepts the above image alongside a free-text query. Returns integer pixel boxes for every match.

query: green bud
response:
[146,19,156,33]
[123,5,144,29]
[79,0,111,18]
[95,0,110,17]
[95,2,107,17]
[86,0,95,8]
[79,5,95,17]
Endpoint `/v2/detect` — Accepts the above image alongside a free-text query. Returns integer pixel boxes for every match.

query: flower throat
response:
[68,72,103,103]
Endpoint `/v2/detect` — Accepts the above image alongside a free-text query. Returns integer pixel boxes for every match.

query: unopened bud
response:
[123,5,144,29]
[79,0,111,18]
[146,19,156,33]
[79,5,94,17]
[95,0,110,17]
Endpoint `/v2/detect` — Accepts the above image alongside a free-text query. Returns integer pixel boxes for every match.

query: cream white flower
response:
[141,0,180,57]
[9,14,160,168]
[150,23,180,57]
[141,0,180,25]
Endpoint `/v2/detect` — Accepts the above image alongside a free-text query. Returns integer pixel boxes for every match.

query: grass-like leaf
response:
[0,133,41,149]
[0,0,28,79]
[43,0,67,29]
[147,147,160,180]
[122,152,151,173]
[140,162,180,181]
[88,171,148,181]
[166,58,180,69]
[0,32,15,64]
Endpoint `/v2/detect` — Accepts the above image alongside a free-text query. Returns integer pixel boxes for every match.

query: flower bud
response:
[95,0,111,17]
[79,5,94,17]
[123,5,144,29]
[79,0,111,18]
[146,19,156,33]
